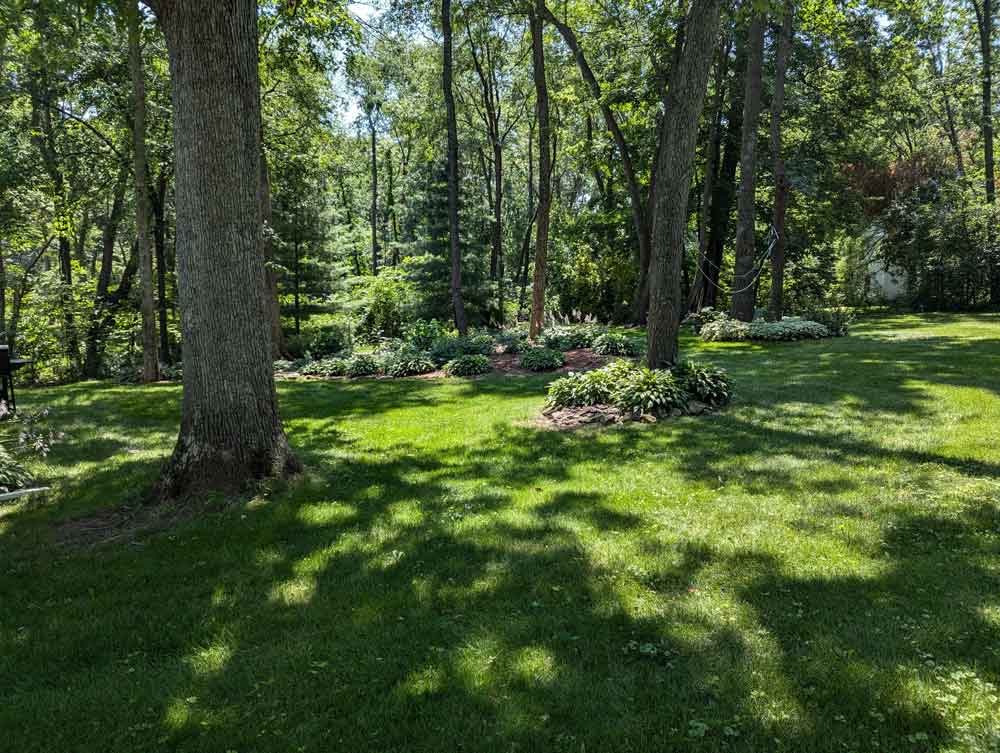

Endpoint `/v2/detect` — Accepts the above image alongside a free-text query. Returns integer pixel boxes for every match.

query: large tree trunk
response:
[767,0,793,321]
[729,11,765,322]
[442,0,468,333]
[529,3,552,339]
[153,0,299,499]
[129,2,160,383]
[646,0,723,368]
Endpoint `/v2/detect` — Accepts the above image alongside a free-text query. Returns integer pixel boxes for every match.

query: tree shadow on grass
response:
[3,412,999,752]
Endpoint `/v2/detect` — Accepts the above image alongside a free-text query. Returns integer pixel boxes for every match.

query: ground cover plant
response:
[2,314,999,752]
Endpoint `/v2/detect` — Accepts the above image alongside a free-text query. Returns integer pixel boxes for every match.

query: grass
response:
[2,312,1000,752]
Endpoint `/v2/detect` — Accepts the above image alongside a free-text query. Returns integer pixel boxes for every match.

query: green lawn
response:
[2,313,999,752]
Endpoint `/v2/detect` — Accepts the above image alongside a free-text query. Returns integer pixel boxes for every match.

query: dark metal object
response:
[0,346,31,414]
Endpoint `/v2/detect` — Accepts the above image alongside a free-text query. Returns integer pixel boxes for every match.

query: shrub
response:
[354,269,412,343]
[495,330,529,354]
[429,334,495,365]
[382,351,436,377]
[802,307,854,337]
[700,317,751,342]
[304,323,351,357]
[300,357,349,377]
[541,324,603,351]
[404,319,451,350]
[345,353,380,378]
[672,361,733,407]
[592,332,640,356]
[612,367,688,415]
[682,307,727,334]
[443,354,491,376]
[519,347,565,372]
[0,443,33,495]
[747,319,830,341]
[546,366,622,408]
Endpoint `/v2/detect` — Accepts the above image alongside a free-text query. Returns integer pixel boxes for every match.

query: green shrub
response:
[592,332,640,356]
[546,366,622,408]
[304,324,351,357]
[801,307,854,336]
[443,354,491,376]
[0,443,33,495]
[519,347,565,372]
[300,357,349,377]
[672,361,733,407]
[541,324,602,351]
[404,319,451,350]
[495,330,529,354]
[382,351,436,377]
[682,307,727,334]
[747,319,830,341]
[612,367,688,415]
[345,354,380,378]
[429,334,496,365]
[700,317,751,342]
[355,270,412,343]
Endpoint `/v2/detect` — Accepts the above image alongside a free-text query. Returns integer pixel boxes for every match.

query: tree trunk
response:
[128,2,160,383]
[529,4,552,339]
[369,112,379,275]
[539,4,652,324]
[151,169,172,363]
[690,39,730,312]
[260,155,288,359]
[646,0,723,368]
[442,0,468,333]
[519,118,536,318]
[974,0,1000,302]
[729,11,765,322]
[153,0,299,499]
[767,0,793,321]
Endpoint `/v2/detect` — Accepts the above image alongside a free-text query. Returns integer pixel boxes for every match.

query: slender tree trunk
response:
[690,39,729,312]
[646,0,723,368]
[767,0,793,321]
[151,169,172,363]
[705,43,745,309]
[293,238,301,335]
[730,11,766,322]
[442,0,468,333]
[493,140,503,321]
[260,155,288,359]
[519,118,536,318]
[369,113,379,276]
[974,0,1000,302]
[529,4,552,339]
[128,2,159,383]
[153,0,299,499]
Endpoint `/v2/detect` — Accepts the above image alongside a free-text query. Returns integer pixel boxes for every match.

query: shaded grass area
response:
[1,313,999,752]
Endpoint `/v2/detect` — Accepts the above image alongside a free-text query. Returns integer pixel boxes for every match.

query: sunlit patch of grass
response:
[1,314,999,751]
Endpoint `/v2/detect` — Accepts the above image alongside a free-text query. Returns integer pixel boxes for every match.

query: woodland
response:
[1,0,1000,751]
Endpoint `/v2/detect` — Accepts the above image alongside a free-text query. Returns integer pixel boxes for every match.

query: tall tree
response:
[646,0,723,367]
[971,0,999,302]
[441,0,468,333]
[730,9,765,322]
[767,0,794,320]
[148,0,299,497]
[127,1,159,382]
[529,1,552,339]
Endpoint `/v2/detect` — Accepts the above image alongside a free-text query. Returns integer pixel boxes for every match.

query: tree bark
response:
[729,10,765,322]
[153,0,299,499]
[646,0,723,368]
[368,108,379,276]
[529,3,552,339]
[767,0,793,321]
[151,168,172,363]
[973,0,1000,303]
[442,0,468,333]
[128,2,160,383]
[690,38,730,312]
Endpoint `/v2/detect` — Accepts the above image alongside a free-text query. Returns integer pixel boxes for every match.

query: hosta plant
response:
[519,347,565,372]
[443,354,491,377]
